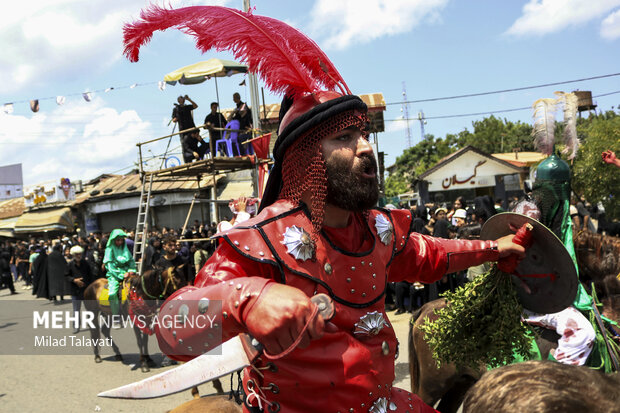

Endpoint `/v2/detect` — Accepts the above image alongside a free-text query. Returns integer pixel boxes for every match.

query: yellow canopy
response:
[14,207,73,233]
[0,216,18,237]
[164,58,248,85]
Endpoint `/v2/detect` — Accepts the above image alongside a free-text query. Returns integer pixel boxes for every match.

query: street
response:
[0,281,414,413]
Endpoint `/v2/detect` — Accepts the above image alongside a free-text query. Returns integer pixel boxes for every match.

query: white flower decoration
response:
[369,397,388,413]
[354,311,390,337]
[375,214,393,245]
[282,226,314,261]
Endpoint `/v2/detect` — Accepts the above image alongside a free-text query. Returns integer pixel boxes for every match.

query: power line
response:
[384,72,620,106]
[6,82,160,105]
[384,90,620,122]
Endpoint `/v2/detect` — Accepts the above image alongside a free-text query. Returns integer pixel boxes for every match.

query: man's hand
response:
[74,278,84,288]
[236,196,247,213]
[193,151,199,159]
[602,150,620,167]
[243,283,326,355]
[496,234,526,259]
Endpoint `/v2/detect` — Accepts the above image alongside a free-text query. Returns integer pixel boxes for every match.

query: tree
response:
[384,134,456,196]
[455,116,534,154]
[571,110,620,218]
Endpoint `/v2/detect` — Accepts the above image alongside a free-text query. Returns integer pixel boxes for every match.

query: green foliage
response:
[571,111,620,218]
[419,266,531,370]
[455,116,535,154]
[384,172,410,197]
[384,134,456,196]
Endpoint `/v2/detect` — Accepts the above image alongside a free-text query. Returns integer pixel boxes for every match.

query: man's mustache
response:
[356,154,377,174]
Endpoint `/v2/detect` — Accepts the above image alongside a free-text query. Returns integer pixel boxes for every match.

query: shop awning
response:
[14,207,73,233]
[0,216,18,237]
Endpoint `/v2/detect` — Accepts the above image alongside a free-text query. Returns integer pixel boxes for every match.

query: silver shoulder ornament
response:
[282,226,314,261]
[375,213,393,245]
[354,311,390,337]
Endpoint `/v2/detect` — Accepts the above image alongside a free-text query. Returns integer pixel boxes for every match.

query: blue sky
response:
[1,0,619,186]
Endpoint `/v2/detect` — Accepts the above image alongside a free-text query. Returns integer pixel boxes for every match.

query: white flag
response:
[3,103,14,114]
[82,92,92,102]
[104,87,113,93]
[158,81,166,91]
[130,83,137,89]
[56,96,66,105]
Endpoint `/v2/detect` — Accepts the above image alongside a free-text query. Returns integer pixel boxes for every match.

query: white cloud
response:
[601,9,620,39]
[0,98,151,185]
[0,0,230,94]
[309,0,449,50]
[505,0,620,37]
[385,115,409,134]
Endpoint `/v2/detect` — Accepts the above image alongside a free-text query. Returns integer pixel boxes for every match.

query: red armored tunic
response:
[155,200,499,413]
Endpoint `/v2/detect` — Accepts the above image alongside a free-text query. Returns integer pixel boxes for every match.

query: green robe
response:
[103,229,136,280]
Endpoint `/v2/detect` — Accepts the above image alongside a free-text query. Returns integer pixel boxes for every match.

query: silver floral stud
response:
[282,226,314,261]
[354,311,390,337]
[375,214,393,245]
[369,397,388,413]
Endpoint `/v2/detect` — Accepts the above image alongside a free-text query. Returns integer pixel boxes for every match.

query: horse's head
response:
[165,263,191,294]
[129,265,190,301]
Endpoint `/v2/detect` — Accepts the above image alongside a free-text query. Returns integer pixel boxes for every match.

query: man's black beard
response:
[325,153,379,211]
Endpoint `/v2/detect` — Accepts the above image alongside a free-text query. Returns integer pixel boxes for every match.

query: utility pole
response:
[417,109,426,140]
[243,0,262,199]
[401,82,412,148]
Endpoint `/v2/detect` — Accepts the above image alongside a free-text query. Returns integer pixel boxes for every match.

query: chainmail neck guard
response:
[279,110,369,242]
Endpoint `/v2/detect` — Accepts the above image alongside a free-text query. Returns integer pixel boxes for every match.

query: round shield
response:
[480,212,578,314]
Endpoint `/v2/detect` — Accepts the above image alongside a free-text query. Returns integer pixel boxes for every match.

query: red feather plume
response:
[123,5,351,98]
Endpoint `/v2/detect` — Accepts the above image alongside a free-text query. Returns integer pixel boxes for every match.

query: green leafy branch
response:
[419,266,532,370]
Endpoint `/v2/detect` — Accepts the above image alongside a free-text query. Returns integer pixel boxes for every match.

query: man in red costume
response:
[154,93,524,413]
[123,7,524,412]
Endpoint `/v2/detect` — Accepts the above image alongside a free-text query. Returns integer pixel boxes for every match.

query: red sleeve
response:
[155,241,279,361]
[388,232,450,283]
[387,210,499,284]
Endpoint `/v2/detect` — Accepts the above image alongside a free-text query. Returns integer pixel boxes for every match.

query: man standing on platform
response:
[172,95,198,143]
[204,101,227,158]
[230,92,252,155]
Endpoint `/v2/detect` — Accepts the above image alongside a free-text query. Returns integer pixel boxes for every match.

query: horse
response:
[574,231,620,335]
[408,298,559,413]
[462,360,620,412]
[83,264,190,372]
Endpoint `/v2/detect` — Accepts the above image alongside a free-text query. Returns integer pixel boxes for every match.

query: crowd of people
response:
[0,217,229,298]
[172,92,254,163]
[1,192,613,312]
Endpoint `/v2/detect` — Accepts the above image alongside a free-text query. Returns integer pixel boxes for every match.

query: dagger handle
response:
[311,292,335,321]
[241,293,335,362]
[497,223,533,274]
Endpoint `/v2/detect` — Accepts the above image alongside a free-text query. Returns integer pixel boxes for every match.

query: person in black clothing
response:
[172,94,198,144]
[47,243,69,302]
[230,92,253,154]
[15,243,30,285]
[432,207,450,239]
[204,102,227,158]
[32,246,48,298]
[65,245,94,333]
[154,234,191,282]
[142,236,162,273]
[0,250,17,294]
[181,130,208,163]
